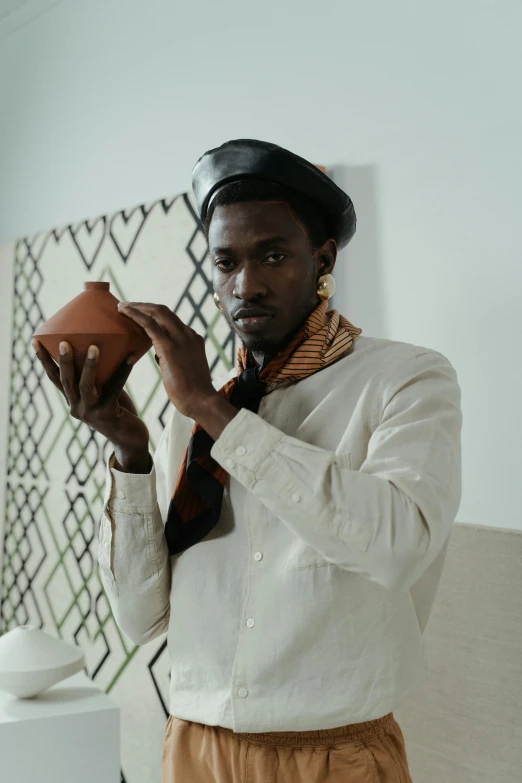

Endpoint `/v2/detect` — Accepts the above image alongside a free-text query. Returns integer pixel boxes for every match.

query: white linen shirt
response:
[98,335,462,732]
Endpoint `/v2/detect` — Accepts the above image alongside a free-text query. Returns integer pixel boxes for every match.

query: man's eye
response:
[265,253,286,263]
[215,259,234,270]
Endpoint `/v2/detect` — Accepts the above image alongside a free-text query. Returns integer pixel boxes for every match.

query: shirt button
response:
[238,688,248,698]
[235,446,246,456]
[116,491,126,499]
[253,552,263,562]
[292,492,301,503]
[246,618,255,628]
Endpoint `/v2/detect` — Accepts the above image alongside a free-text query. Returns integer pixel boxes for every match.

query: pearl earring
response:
[317,274,336,300]
[213,292,224,312]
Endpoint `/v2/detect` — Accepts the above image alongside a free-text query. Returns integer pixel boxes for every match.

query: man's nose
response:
[232,264,268,301]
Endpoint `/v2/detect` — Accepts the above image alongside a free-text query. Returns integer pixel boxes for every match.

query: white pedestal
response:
[0,671,120,783]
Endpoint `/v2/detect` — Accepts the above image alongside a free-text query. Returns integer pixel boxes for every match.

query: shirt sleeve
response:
[98,419,173,645]
[210,349,462,591]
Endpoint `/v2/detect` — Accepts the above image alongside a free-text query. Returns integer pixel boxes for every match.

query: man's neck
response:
[251,351,264,369]
[251,349,277,370]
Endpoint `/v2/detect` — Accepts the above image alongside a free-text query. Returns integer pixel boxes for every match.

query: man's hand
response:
[32,339,151,473]
[118,302,219,419]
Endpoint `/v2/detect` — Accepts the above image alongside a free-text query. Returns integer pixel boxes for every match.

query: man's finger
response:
[32,340,66,397]
[99,353,136,405]
[117,303,172,342]
[58,342,80,405]
[78,345,100,405]
[118,302,186,339]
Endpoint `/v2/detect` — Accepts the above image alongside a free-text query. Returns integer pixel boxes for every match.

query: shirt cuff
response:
[210,408,284,490]
[103,451,158,512]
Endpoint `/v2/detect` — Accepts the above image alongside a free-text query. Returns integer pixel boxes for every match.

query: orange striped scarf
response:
[164,299,361,555]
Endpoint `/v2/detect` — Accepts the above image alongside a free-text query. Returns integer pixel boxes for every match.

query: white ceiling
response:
[0,0,61,39]
[0,0,32,22]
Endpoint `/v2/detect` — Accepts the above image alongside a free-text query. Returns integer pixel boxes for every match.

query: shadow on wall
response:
[329,164,387,339]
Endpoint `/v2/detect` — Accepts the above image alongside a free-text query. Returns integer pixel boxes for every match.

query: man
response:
[33,139,462,782]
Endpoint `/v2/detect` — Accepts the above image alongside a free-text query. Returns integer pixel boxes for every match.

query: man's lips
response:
[233,308,275,320]
[234,314,274,331]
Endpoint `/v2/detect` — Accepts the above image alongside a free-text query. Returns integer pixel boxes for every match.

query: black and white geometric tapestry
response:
[0,192,236,782]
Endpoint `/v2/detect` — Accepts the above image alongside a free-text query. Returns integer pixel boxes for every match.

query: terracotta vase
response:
[33,282,152,386]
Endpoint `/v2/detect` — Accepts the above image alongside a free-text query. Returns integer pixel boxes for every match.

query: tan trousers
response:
[162,712,413,782]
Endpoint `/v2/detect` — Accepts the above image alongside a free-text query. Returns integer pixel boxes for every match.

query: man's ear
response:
[317,238,337,276]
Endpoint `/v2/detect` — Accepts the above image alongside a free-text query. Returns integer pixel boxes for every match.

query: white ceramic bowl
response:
[0,625,85,699]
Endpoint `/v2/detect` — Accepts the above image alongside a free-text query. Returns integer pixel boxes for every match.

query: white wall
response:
[0,243,14,577]
[0,0,521,529]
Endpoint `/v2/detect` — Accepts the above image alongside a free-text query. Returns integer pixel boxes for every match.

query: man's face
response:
[208,201,332,360]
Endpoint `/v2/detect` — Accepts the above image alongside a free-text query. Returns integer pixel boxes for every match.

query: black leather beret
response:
[191,139,356,249]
